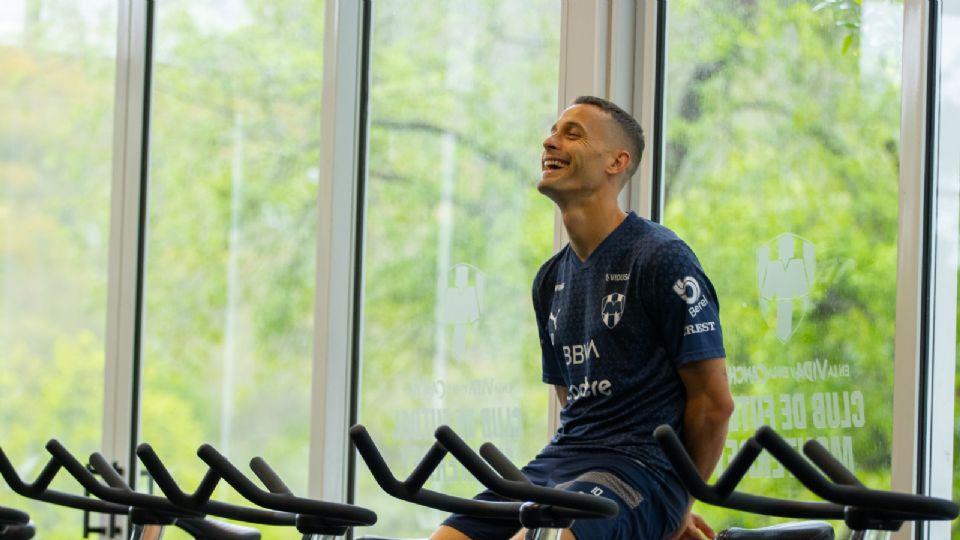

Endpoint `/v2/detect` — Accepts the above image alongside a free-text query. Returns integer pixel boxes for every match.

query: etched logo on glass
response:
[441,263,485,360]
[757,233,816,343]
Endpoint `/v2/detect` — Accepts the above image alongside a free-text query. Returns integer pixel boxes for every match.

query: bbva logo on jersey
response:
[601,293,626,329]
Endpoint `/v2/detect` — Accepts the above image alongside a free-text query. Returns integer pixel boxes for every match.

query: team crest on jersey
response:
[601,293,626,329]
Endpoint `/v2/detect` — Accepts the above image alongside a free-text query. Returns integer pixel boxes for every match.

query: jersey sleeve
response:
[532,262,566,385]
[640,240,726,366]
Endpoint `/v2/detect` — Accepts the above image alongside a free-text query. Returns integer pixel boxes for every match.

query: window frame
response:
[91,3,955,540]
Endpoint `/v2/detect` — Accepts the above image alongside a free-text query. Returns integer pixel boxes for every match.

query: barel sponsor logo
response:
[674,276,709,318]
[562,339,599,365]
[683,321,716,336]
[673,276,701,304]
[568,376,613,401]
[605,273,630,282]
[687,296,709,318]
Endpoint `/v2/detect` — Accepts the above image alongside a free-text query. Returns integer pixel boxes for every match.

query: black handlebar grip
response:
[434,425,618,519]
[197,444,376,526]
[249,458,293,496]
[801,439,865,488]
[478,443,530,484]
[89,453,127,489]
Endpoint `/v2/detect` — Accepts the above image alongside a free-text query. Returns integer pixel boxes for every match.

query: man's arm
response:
[667,358,733,540]
[677,357,734,479]
[553,385,569,408]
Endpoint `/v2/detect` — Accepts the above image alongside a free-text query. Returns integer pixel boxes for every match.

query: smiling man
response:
[430,96,734,540]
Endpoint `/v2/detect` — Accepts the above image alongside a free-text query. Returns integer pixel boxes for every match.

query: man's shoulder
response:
[534,246,568,283]
[619,217,690,266]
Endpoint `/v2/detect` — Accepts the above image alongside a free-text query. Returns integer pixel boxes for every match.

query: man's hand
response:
[667,512,716,540]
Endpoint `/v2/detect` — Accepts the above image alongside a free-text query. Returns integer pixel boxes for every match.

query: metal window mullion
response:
[634,1,663,221]
[309,0,366,502]
[102,0,152,535]
[891,1,936,539]
[924,1,958,539]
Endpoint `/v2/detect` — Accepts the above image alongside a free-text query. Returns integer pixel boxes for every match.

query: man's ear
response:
[605,150,631,176]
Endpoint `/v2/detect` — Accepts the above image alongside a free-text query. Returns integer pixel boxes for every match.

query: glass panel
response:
[0,0,115,534]
[139,2,324,537]
[354,1,560,536]
[662,0,902,534]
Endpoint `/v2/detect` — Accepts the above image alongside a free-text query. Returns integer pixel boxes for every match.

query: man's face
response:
[538,104,622,199]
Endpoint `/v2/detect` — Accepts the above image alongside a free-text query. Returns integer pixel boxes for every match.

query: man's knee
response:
[429,524,475,540]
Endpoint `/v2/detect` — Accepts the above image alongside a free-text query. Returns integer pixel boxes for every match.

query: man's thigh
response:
[560,460,686,540]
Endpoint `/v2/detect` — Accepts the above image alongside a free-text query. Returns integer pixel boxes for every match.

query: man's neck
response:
[559,199,627,262]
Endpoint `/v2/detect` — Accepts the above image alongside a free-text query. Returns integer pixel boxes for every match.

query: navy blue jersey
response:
[533,212,725,475]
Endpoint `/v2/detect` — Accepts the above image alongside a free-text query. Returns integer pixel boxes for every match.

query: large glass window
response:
[353,1,560,536]
[0,0,115,534]
[662,0,902,534]
[138,2,324,537]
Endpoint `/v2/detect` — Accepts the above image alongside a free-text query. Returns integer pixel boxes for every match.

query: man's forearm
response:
[682,394,732,480]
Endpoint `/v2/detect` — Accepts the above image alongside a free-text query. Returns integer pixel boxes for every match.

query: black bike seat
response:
[176,517,262,540]
[718,521,834,540]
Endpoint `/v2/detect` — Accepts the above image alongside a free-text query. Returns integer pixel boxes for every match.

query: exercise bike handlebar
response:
[135,444,220,507]
[132,443,295,526]
[653,426,846,519]
[45,439,201,518]
[196,443,377,526]
[46,439,299,528]
[0,505,30,525]
[349,424,525,519]
[753,426,959,521]
[0,445,131,515]
[248,458,294,496]
[655,425,960,524]
[433,425,619,520]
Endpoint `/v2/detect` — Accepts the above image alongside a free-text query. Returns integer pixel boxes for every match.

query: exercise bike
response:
[0,506,33,540]
[45,437,378,540]
[0,441,266,540]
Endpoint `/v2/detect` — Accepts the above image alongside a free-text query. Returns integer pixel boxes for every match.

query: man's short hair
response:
[573,96,645,178]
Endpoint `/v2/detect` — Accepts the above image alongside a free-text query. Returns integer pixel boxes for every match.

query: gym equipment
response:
[43,439,287,539]
[0,442,263,539]
[181,442,377,538]
[0,506,33,540]
[351,423,619,540]
[654,424,959,539]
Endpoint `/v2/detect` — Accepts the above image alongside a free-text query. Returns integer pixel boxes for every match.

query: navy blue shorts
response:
[441,452,687,540]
